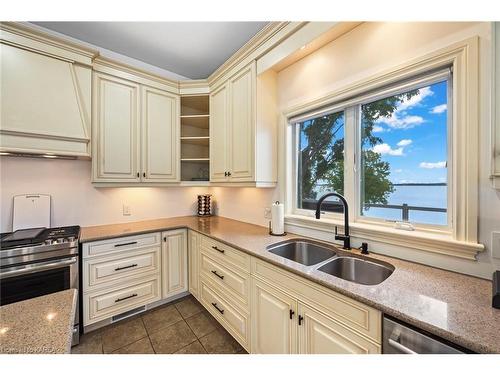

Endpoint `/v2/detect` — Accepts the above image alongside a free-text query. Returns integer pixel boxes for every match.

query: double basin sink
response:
[266,239,394,285]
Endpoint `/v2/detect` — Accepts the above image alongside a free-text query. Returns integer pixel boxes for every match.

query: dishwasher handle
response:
[388,337,417,354]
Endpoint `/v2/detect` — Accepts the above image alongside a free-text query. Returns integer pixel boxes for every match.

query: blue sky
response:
[366,80,448,184]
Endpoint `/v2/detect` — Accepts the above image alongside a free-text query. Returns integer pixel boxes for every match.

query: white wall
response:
[0,157,209,231]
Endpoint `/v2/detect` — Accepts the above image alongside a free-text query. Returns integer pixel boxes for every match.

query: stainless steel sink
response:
[267,240,336,266]
[318,256,394,285]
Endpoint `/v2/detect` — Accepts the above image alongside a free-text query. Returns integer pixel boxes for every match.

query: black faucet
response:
[315,192,351,250]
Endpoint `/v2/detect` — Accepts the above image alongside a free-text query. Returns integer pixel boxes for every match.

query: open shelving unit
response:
[180,95,210,182]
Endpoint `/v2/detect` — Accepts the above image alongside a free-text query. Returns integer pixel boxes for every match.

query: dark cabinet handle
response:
[143,172,146,178]
[137,172,140,178]
[212,245,224,254]
[115,293,138,303]
[114,241,138,247]
[164,237,167,242]
[114,264,138,271]
[212,302,224,314]
[224,172,228,177]
[289,309,295,320]
[298,315,304,325]
[227,171,231,176]
[211,270,224,280]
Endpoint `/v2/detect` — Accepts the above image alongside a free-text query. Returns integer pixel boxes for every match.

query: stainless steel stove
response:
[0,226,81,345]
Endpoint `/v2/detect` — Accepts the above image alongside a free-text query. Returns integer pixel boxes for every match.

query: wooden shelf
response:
[181,95,209,116]
[181,136,209,146]
[181,116,209,130]
[181,158,209,162]
[180,114,209,119]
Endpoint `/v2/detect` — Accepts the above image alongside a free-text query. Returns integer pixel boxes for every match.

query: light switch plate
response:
[123,205,131,216]
[492,232,500,259]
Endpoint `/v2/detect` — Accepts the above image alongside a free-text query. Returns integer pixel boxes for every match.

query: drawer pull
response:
[114,241,138,248]
[289,309,295,320]
[212,245,224,254]
[298,315,304,326]
[211,270,224,280]
[114,264,138,271]
[115,293,138,303]
[211,302,224,314]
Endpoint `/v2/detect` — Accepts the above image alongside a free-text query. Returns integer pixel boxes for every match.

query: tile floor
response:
[72,295,247,354]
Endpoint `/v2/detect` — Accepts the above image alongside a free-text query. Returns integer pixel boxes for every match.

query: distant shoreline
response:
[392,182,447,186]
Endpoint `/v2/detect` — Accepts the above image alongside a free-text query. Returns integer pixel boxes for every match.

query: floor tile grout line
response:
[107,334,149,354]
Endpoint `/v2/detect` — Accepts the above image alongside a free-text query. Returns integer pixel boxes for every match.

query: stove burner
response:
[0,226,80,251]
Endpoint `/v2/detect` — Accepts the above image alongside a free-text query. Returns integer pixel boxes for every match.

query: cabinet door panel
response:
[93,73,140,181]
[210,83,229,181]
[298,303,380,354]
[142,86,180,182]
[251,278,297,354]
[228,64,255,181]
[188,230,200,297]
[162,229,188,299]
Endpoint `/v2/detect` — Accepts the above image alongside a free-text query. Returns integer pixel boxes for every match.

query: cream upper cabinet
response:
[92,72,141,182]
[209,83,230,182]
[141,86,180,182]
[0,23,96,157]
[162,229,188,299]
[251,278,297,354]
[493,22,500,189]
[228,64,255,181]
[209,62,277,186]
[92,58,180,185]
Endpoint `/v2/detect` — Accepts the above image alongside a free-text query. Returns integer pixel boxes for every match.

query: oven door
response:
[0,256,80,345]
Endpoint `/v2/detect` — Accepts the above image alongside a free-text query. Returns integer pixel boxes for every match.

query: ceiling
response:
[33,22,268,79]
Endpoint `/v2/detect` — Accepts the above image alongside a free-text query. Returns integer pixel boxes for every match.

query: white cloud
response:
[431,104,447,114]
[372,143,404,156]
[376,113,424,129]
[397,86,434,111]
[375,86,433,130]
[397,139,412,147]
[372,125,384,133]
[419,161,447,169]
[394,169,403,173]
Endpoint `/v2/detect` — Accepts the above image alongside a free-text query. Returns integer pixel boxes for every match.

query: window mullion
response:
[344,106,356,227]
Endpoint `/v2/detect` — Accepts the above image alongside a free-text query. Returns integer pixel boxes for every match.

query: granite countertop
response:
[81,216,500,354]
[0,289,77,354]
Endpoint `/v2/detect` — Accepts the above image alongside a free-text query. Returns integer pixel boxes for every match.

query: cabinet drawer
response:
[84,276,160,326]
[83,247,160,290]
[199,278,249,349]
[83,232,161,258]
[200,251,250,307]
[200,235,250,272]
[252,258,381,343]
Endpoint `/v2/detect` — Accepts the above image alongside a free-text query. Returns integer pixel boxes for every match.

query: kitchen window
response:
[283,36,482,258]
[291,69,452,230]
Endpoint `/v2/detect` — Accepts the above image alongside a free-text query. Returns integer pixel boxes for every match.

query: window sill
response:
[285,214,485,261]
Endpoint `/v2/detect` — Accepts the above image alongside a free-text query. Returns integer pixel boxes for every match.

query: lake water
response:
[361,185,447,225]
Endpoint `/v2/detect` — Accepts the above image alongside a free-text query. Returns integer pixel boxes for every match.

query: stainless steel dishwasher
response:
[383,316,468,354]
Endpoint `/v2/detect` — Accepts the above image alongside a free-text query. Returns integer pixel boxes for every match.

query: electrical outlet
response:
[264,207,271,219]
[123,205,131,216]
[492,232,500,259]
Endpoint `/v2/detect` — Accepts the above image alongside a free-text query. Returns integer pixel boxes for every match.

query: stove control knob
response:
[67,236,76,242]
[44,239,54,245]
[56,238,65,244]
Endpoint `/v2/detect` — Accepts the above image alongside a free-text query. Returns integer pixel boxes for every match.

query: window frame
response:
[280,36,482,260]
[353,69,453,232]
[290,69,453,232]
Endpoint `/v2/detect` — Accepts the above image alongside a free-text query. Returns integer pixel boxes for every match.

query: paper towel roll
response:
[271,201,285,235]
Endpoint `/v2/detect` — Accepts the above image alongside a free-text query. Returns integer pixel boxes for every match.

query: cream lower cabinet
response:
[297,303,380,354]
[188,230,200,298]
[162,229,188,299]
[251,278,297,354]
[250,258,382,354]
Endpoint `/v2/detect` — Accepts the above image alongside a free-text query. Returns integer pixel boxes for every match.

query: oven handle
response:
[0,257,78,279]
